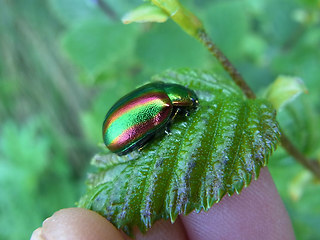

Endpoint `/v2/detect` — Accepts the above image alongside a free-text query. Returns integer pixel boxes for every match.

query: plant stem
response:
[97,0,118,21]
[198,30,256,99]
[197,30,320,178]
[280,131,320,178]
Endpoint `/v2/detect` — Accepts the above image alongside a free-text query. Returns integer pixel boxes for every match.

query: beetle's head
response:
[164,83,199,109]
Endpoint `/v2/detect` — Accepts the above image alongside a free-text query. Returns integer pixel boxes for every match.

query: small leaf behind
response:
[79,69,280,235]
[122,3,169,24]
[265,75,308,111]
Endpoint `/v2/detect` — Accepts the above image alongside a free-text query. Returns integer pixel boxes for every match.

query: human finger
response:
[181,167,295,240]
[30,208,124,240]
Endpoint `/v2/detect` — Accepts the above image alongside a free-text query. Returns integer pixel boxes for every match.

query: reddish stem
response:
[198,30,320,178]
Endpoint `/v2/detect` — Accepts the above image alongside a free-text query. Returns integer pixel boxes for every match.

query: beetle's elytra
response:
[102,81,199,155]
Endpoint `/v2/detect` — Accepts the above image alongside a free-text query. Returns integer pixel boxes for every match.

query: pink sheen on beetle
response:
[103,92,170,134]
[108,105,172,152]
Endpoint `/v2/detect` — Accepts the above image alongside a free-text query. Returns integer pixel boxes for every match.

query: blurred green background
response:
[0,0,319,239]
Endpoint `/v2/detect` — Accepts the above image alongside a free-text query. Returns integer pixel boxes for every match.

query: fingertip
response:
[124,218,187,240]
[181,168,295,240]
[31,228,44,240]
[30,208,124,240]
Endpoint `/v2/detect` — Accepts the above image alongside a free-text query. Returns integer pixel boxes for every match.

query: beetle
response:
[102,81,198,155]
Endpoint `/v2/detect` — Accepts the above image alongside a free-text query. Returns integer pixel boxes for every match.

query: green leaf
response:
[276,96,320,154]
[79,69,280,235]
[265,75,308,111]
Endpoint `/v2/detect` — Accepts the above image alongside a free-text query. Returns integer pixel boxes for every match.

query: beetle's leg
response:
[171,107,181,120]
[173,106,193,117]
[184,109,191,117]
[163,107,181,135]
[164,124,172,135]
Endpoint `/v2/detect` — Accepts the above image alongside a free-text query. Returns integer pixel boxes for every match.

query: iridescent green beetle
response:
[102,82,198,155]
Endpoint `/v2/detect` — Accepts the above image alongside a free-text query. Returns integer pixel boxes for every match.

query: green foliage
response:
[135,22,208,71]
[203,0,250,61]
[0,120,78,240]
[49,0,106,26]
[277,96,320,155]
[62,19,139,81]
[1,0,320,239]
[0,1,90,239]
[79,69,280,234]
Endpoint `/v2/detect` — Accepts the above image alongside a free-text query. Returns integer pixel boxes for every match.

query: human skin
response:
[31,167,295,240]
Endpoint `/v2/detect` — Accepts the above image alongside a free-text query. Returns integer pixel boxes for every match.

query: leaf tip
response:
[265,75,308,111]
[122,3,169,24]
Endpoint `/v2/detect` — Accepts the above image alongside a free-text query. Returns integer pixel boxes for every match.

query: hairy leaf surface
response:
[79,69,280,235]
